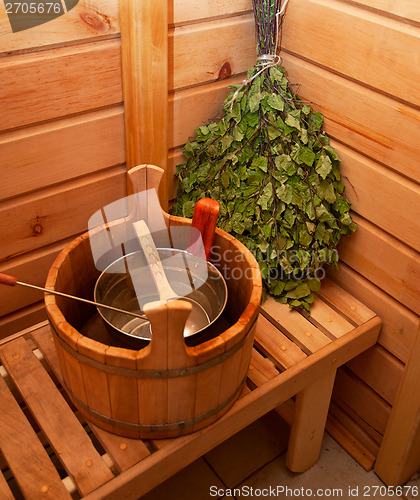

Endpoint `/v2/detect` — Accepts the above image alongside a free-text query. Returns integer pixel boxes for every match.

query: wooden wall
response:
[278,0,420,468]
[277,0,420,477]
[1,0,419,480]
[0,0,254,336]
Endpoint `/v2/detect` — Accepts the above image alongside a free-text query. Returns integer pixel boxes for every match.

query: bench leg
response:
[286,370,337,472]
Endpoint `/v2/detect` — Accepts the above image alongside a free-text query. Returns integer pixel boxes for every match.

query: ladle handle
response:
[133,220,177,302]
[190,198,220,261]
[0,273,18,286]
[0,273,147,320]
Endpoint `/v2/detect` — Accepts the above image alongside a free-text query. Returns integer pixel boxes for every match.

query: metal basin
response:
[94,248,227,344]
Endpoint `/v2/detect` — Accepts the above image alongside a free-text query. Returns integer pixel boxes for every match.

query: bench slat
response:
[319,278,376,325]
[91,425,151,473]
[31,326,152,474]
[30,327,61,377]
[308,296,356,338]
[249,349,279,383]
[261,296,332,353]
[254,315,307,370]
[0,372,71,499]
[0,473,14,500]
[0,338,114,497]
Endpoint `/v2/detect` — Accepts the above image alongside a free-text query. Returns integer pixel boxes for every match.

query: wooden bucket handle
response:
[127,164,166,223]
[127,165,197,363]
[128,164,165,195]
[142,299,195,368]
[128,164,220,260]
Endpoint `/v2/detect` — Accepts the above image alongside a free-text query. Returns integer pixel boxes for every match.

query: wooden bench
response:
[0,280,380,499]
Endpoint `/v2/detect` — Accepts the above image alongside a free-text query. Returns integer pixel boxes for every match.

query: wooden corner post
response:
[119,0,168,210]
[375,327,420,486]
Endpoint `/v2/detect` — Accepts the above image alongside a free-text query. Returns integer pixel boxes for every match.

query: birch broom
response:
[172,0,356,312]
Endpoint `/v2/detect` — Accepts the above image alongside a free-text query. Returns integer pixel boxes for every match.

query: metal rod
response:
[17,281,148,320]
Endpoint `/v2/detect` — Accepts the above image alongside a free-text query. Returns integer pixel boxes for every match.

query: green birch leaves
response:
[172,65,356,312]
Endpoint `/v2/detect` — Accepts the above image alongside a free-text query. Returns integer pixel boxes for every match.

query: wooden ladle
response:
[133,219,210,336]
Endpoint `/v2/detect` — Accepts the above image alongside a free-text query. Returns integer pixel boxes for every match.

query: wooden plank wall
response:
[1,0,419,475]
[0,0,254,335]
[278,0,420,470]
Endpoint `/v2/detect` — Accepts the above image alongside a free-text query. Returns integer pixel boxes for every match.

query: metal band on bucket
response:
[61,373,248,433]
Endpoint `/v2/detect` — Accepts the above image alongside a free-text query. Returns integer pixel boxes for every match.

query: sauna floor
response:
[139,410,420,500]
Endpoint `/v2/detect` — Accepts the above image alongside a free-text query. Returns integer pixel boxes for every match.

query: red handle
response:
[0,273,18,286]
[190,198,220,261]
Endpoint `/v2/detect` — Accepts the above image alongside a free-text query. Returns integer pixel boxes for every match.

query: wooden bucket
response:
[45,167,262,439]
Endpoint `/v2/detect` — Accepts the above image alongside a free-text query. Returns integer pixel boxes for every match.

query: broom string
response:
[225,0,289,111]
